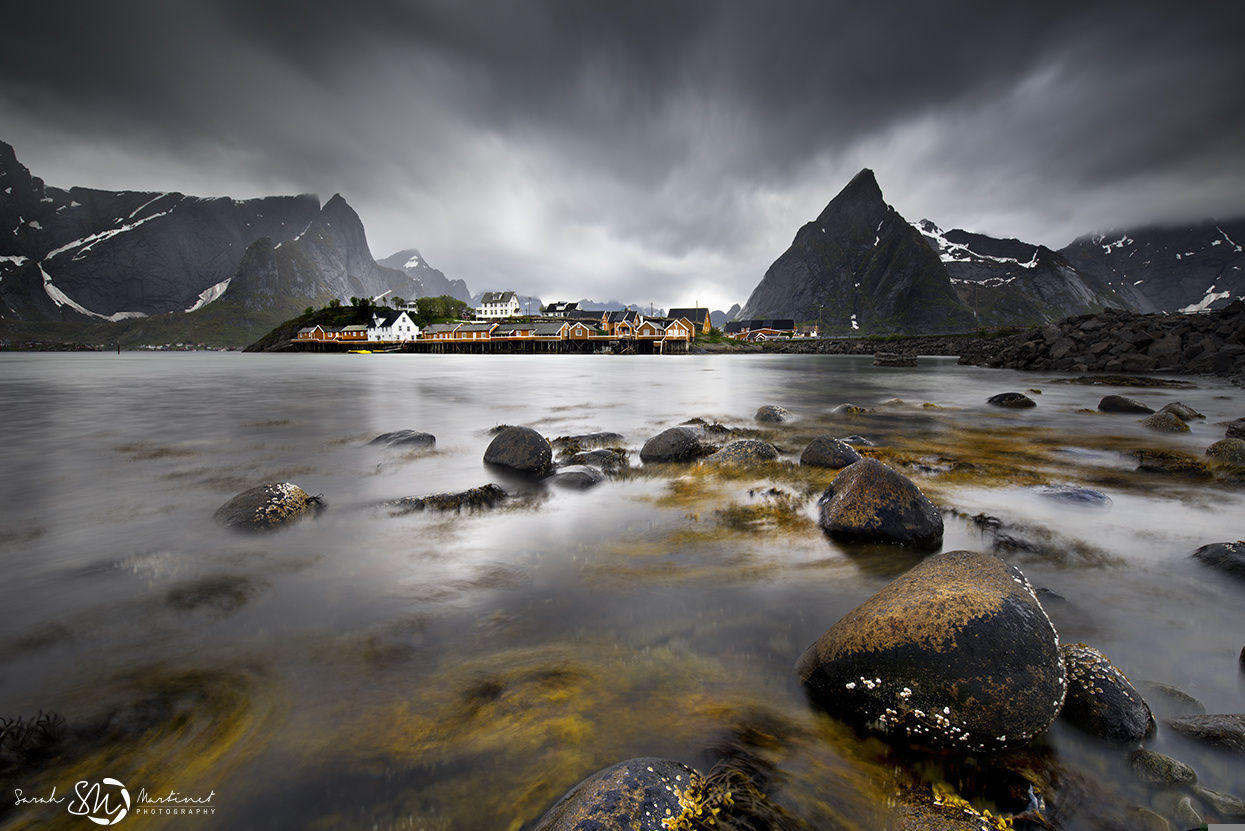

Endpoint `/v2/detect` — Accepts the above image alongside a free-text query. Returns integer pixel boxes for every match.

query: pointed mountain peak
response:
[322,193,354,215]
[816,167,886,225]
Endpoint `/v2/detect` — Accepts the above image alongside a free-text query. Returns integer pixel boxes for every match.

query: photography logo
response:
[67,778,130,825]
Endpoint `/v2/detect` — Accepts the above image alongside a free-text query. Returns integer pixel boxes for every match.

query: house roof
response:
[297,327,315,334]
[479,291,517,304]
[533,321,568,336]
[604,309,640,323]
[340,324,368,332]
[668,307,709,320]
[725,319,796,333]
[492,324,530,335]
[545,301,578,313]
[457,322,497,332]
[423,323,461,334]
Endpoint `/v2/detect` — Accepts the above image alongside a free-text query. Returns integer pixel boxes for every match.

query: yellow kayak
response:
[349,349,373,354]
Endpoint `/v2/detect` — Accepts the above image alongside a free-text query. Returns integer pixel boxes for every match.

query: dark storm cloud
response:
[3,0,1244,309]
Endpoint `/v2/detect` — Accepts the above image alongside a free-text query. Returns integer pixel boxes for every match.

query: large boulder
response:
[1059,643,1154,743]
[1141,411,1190,433]
[817,458,943,549]
[1165,714,1245,753]
[987,392,1037,409]
[1227,418,1245,439]
[796,550,1066,752]
[1207,438,1245,464]
[1190,542,1245,579]
[703,439,779,465]
[213,482,320,531]
[755,404,791,423]
[548,465,606,490]
[640,426,711,463]
[800,436,862,469]
[484,426,552,474]
[529,757,702,831]
[368,430,435,448]
[1099,395,1155,414]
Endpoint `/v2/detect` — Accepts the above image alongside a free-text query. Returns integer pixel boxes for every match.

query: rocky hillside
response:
[740,169,977,335]
[1060,221,1245,314]
[376,249,471,303]
[958,300,1245,385]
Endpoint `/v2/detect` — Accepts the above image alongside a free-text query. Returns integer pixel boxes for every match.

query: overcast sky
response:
[3,1,1244,310]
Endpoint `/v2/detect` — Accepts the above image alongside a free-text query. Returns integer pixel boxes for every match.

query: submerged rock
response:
[529,757,701,831]
[1099,395,1155,414]
[1033,484,1112,507]
[640,426,712,463]
[1189,541,1245,579]
[1227,418,1245,439]
[800,435,862,469]
[548,465,606,490]
[551,431,626,450]
[384,484,507,515]
[755,404,791,423]
[1133,449,1213,477]
[987,392,1037,409]
[1059,643,1154,743]
[1129,749,1197,787]
[840,434,874,446]
[817,458,943,549]
[368,430,435,448]
[484,426,552,474]
[1193,785,1245,818]
[1165,713,1245,752]
[703,438,779,465]
[1159,402,1204,420]
[1206,438,1245,464]
[796,549,1065,752]
[213,482,320,531]
[567,448,628,472]
[1140,681,1206,717]
[1141,411,1190,433]
[832,403,874,415]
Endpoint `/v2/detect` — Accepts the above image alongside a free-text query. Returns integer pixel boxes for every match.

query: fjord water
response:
[1,352,1243,829]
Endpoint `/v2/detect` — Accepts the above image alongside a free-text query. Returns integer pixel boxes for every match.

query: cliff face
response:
[740,169,977,334]
[376,249,472,303]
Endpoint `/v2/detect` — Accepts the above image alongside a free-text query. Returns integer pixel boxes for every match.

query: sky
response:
[3,1,1244,311]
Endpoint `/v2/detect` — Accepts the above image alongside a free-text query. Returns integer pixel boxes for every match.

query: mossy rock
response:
[817,458,943,549]
[384,484,507,515]
[987,392,1037,409]
[529,757,701,830]
[1159,402,1203,420]
[1165,714,1245,753]
[640,426,711,463]
[1059,643,1154,743]
[1132,449,1212,477]
[1207,438,1245,464]
[800,435,862,469]
[1099,395,1155,414]
[1129,749,1197,787]
[832,403,874,415]
[1141,412,1190,433]
[796,550,1066,752]
[754,404,791,423]
[484,426,552,474]
[702,438,779,465]
[548,465,607,490]
[213,482,320,531]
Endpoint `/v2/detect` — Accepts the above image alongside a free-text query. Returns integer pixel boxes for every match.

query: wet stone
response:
[567,448,628,472]
[1139,681,1206,717]
[1159,402,1204,420]
[800,435,862,469]
[755,404,791,423]
[1164,713,1245,753]
[1033,484,1112,507]
[840,434,874,446]
[483,426,552,474]
[702,438,779,465]
[1193,785,1245,818]
[1129,749,1197,787]
[987,392,1037,409]
[817,458,943,549]
[384,484,507,515]
[640,426,712,463]
[1099,395,1155,414]
[1189,542,1245,579]
[368,430,435,448]
[529,757,701,831]
[213,482,320,531]
[548,465,607,490]
[1059,643,1154,743]
[796,550,1065,753]
[1141,411,1190,433]
[832,403,874,415]
[551,431,626,450]
[1206,438,1245,464]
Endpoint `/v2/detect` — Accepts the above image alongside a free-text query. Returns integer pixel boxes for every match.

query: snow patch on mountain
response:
[186,278,232,312]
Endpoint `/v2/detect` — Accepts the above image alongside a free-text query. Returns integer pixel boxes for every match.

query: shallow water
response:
[0,352,1242,829]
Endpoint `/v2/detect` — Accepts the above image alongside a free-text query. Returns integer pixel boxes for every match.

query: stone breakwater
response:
[957,300,1245,385]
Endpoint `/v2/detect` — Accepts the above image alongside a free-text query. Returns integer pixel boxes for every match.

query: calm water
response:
[1,352,1242,830]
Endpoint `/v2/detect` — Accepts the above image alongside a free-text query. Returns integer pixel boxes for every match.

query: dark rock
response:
[1128,749,1197,787]
[384,484,507,515]
[548,465,606,490]
[567,448,628,472]
[1227,418,1245,439]
[1159,402,1203,420]
[1141,411,1190,433]
[551,431,625,449]
[832,403,874,415]
[703,439,779,465]
[1032,484,1112,507]
[1139,681,1206,717]
[796,550,1065,752]
[840,434,874,446]
[987,392,1037,409]
[1133,449,1213,477]
[755,404,791,423]
[874,351,917,367]
[1059,643,1154,743]
[817,458,943,549]
[368,430,436,448]
[1165,714,1245,752]
[529,757,701,831]
[1206,438,1245,464]
[1189,542,1245,578]
[800,436,863,469]
[640,426,712,463]
[1099,395,1155,414]
[213,482,320,531]
[1193,785,1245,818]
[484,426,552,474]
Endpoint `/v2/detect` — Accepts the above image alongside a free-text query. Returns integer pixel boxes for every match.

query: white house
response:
[368,310,420,342]
[476,291,521,319]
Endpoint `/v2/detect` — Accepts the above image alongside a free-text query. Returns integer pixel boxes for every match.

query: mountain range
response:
[740,168,1245,333]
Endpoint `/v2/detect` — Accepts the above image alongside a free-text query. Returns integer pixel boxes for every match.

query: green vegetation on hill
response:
[244,295,470,352]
